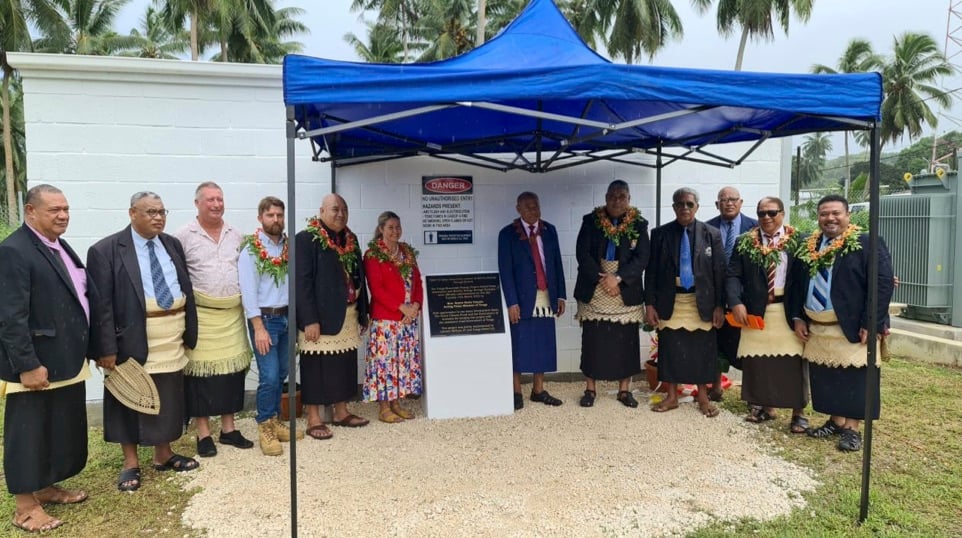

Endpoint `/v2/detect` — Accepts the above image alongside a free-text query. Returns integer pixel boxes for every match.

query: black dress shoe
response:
[837,428,862,452]
[807,419,842,438]
[579,390,596,408]
[514,392,523,410]
[219,430,254,449]
[530,390,563,406]
[197,436,217,457]
[616,390,639,408]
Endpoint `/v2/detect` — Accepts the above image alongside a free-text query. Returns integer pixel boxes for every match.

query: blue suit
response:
[498,219,566,373]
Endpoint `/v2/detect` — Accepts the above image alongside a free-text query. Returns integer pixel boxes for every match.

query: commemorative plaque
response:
[425,273,505,337]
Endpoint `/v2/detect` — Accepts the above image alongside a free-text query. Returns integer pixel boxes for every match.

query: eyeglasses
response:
[141,209,169,218]
[673,201,696,209]
[757,210,782,218]
[717,197,741,204]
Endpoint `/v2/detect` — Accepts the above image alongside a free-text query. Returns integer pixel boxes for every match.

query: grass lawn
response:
[1,357,960,536]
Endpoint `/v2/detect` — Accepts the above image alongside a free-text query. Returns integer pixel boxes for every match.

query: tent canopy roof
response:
[282,0,882,172]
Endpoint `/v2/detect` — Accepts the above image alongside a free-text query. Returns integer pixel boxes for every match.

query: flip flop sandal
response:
[306,424,333,440]
[331,413,370,427]
[117,467,141,492]
[789,415,810,434]
[153,453,199,472]
[12,506,63,532]
[33,486,88,505]
[650,401,679,413]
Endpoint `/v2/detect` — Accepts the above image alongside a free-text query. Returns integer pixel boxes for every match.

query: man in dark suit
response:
[87,191,200,492]
[790,194,893,452]
[0,185,92,532]
[295,193,370,440]
[498,191,567,410]
[645,187,725,417]
[706,186,758,400]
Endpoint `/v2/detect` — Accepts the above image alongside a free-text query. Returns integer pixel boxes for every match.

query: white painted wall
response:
[10,52,787,401]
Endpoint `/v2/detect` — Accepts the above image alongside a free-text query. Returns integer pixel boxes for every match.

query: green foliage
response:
[881,32,955,147]
[848,160,906,192]
[0,220,15,241]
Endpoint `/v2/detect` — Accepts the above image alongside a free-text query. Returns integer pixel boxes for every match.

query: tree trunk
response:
[221,39,228,62]
[734,28,748,71]
[190,11,199,61]
[2,58,18,226]
[843,132,851,199]
[477,0,487,46]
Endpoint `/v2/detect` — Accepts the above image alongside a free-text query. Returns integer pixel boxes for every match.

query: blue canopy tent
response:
[280,0,886,533]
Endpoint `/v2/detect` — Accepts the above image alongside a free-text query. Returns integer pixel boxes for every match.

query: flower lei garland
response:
[734,225,798,269]
[593,206,643,246]
[365,238,420,279]
[240,229,289,285]
[795,224,863,277]
[306,217,359,275]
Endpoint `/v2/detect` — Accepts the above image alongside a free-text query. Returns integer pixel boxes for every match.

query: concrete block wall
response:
[11,52,786,400]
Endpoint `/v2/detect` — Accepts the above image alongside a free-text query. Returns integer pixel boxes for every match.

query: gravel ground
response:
[182,381,817,537]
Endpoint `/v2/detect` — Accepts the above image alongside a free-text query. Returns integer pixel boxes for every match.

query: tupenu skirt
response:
[3,382,87,494]
[656,293,717,385]
[738,301,808,408]
[184,369,246,417]
[105,370,187,446]
[300,349,358,405]
[809,363,880,420]
[580,320,641,380]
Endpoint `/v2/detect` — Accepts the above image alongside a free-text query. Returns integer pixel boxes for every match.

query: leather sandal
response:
[530,390,563,406]
[616,390,639,408]
[379,409,404,424]
[390,402,414,419]
[12,505,63,532]
[579,389,596,408]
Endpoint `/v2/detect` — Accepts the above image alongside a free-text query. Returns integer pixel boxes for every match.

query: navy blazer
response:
[86,226,198,366]
[0,225,94,382]
[788,233,894,343]
[295,227,369,334]
[498,219,566,318]
[644,220,725,321]
[725,229,803,330]
[573,211,649,306]
[707,212,758,236]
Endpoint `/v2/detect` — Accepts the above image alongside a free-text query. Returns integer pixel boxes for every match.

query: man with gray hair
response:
[175,182,254,457]
[88,191,200,492]
[1,185,92,531]
[645,187,726,417]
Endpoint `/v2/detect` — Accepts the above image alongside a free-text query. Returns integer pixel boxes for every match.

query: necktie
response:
[605,218,618,261]
[724,220,736,262]
[529,225,548,291]
[147,240,174,310]
[765,234,776,302]
[807,237,831,311]
[679,227,694,289]
[47,246,69,276]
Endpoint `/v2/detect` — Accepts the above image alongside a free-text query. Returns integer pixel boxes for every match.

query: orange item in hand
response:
[725,312,765,330]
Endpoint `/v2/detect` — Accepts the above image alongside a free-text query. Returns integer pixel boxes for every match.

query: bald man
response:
[295,194,371,440]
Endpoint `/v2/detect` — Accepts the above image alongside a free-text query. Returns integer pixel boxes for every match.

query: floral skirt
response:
[363,318,422,402]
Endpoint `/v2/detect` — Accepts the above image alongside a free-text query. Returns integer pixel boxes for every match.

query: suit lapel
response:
[30,233,80,304]
[118,227,147,313]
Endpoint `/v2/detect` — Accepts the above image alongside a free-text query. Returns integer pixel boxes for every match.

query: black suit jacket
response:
[725,230,803,330]
[86,226,198,365]
[645,220,725,321]
[788,233,894,343]
[573,211,650,306]
[295,228,369,333]
[707,212,758,236]
[0,225,95,382]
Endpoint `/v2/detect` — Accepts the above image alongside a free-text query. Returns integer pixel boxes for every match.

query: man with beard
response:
[573,180,650,408]
[645,188,725,417]
[87,191,200,492]
[296,193,370,440]
[238,196,303,456]
[790,194,893,452]
[1,185,93,532]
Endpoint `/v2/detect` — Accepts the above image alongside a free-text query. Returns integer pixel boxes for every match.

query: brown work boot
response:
[258,421,282,456]
[271,416,304,442]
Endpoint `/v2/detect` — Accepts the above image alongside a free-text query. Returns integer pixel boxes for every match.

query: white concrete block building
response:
[10,52,790,401]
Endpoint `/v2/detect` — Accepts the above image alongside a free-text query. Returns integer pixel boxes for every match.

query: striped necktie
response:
[765,234,776,302]
[724,220,736,262]
[147,240,174,310]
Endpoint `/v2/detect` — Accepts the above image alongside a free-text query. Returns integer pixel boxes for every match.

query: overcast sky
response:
[113,0,962,155]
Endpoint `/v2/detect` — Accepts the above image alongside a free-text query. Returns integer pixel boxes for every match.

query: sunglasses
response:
[673,201,696,209]
[757,210,782,218]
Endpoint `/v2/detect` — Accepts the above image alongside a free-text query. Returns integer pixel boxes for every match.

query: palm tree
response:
[350,0,422,62]
[812,38,883,197]
[691,0,814,71]
[119,5,189,58]
[880,32,955,147]
[566,0,682,63]
[215,5,306,64]
[156,0,217,60]
[412,0,475,62]
[797,132,832,187]
[0,75,27,217]
[344,19,407,63]
[1,0,68,225]
[33,0,137,55]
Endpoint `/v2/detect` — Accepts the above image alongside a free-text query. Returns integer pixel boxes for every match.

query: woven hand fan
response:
[104,359,161,415]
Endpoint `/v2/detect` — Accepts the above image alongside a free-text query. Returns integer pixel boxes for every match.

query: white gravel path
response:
[181,381,817,537]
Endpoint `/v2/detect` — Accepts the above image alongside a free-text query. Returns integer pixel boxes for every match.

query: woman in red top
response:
[363,212,424,423]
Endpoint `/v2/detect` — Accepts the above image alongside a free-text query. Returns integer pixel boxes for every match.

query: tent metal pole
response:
[331,160,337,194]
[285,105,299,538]
[859,125,881,524]
[656,141,663,227]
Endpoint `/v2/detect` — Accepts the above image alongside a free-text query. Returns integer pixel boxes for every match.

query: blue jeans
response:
[248,314,290,424]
